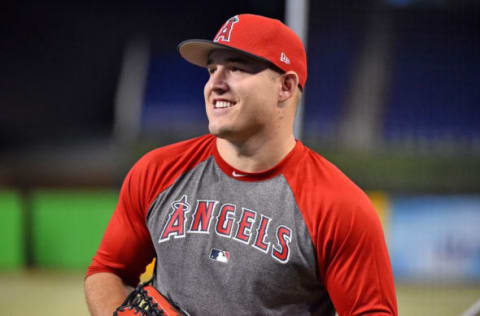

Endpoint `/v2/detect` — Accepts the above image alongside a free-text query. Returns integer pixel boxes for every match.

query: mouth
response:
[214,100,236,109]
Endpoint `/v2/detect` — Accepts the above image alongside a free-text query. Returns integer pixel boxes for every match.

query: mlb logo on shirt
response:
[210,248,230,263]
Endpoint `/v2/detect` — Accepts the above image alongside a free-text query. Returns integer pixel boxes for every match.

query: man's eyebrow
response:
[207,56,251,66]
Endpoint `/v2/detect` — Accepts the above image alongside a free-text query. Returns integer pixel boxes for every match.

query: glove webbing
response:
[113,284,165,316]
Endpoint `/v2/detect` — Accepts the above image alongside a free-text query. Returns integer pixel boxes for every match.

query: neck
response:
[216,131,296,173]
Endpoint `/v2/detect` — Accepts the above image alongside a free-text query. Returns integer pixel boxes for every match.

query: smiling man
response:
[84,14,398,316]
[204,49,298,173]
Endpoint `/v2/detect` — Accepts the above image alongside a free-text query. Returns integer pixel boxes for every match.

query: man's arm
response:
[84,154,159,316]
[85,272,133,316]
[322,197,398,315]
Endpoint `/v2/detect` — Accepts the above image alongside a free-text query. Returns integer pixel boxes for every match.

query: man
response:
[85,14,398,315]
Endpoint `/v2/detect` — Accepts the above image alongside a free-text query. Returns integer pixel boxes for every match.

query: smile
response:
[214,100,236,109]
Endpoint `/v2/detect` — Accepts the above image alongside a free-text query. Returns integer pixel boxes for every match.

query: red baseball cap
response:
[178,14,308,89]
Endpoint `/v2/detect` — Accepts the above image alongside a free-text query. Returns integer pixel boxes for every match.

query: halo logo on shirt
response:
[158,195,191,242]
[158,195,292,264]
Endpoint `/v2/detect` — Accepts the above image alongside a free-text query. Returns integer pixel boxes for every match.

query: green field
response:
[0,270,479,315]
[396,282,480,316]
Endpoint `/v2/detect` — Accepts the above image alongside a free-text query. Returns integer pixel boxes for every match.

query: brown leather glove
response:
[113,282,187,316]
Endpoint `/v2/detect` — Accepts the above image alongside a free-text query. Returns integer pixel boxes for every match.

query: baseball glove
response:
[113,282,187,316]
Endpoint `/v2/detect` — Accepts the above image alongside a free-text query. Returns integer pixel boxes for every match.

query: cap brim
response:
[177,39,276,69]
[177,39,223,67]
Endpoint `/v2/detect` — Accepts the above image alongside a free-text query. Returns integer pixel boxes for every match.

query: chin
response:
[209,125,236,140]
[209,127,229,138]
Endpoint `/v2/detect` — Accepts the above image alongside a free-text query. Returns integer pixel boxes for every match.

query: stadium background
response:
[0,0,479,315]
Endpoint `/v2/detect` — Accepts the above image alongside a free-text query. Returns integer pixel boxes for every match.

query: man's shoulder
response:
[291,143,368,200]
[140,134,216,164]
[127,134,216,180]
[297,145,351,182]
[292,145,378,235]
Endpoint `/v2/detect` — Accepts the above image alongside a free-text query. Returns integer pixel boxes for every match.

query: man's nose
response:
[209,67,229,93]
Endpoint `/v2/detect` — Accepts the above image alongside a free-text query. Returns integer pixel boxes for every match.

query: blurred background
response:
[0,0,479,315]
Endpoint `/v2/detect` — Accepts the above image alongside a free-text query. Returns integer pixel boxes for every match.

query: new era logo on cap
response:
[280,52,290,65]
[178,14,308,89]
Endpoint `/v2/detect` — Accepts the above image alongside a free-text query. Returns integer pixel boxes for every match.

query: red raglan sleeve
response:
[86,153,157,287]
[86,135,216,287]
[319,191,398,315]
[286,147,397,315]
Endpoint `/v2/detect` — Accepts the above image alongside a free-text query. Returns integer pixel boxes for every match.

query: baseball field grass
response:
[0,270,479,315]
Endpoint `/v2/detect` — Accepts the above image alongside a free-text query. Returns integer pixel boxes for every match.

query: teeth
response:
[215,101,234,108]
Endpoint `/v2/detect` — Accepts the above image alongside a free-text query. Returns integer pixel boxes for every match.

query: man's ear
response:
[278,71,299,103]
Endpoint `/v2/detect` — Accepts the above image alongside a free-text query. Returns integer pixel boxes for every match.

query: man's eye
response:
[208,67,216,75]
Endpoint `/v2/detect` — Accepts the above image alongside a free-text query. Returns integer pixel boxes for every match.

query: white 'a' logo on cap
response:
[214,15,239,43]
